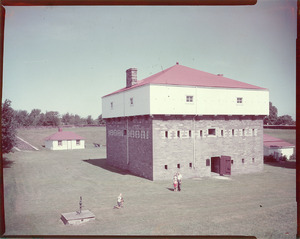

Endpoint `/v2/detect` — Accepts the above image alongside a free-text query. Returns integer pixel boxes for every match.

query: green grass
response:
[17,126,106,150]
[263,129,296,145]
[3,127,297,237]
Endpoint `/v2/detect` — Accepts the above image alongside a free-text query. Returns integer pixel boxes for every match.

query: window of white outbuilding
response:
[58,140,62,146]
[237,97,243,104]
[76,140,80,145]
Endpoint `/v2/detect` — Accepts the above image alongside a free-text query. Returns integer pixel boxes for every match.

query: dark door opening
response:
[211,156,231,176]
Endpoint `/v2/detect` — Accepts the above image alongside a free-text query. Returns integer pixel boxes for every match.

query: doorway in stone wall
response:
[211,156,231,176]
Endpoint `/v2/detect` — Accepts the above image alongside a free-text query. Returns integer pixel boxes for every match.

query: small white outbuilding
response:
[263,134,295,160]
[45,128,85,150]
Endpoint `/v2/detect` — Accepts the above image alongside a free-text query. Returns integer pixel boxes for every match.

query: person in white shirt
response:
[177,172,182,191]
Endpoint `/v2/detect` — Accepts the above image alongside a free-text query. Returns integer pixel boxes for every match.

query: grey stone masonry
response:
[152,115,264,180]
[106,116,153,180]
[106,115,264,181]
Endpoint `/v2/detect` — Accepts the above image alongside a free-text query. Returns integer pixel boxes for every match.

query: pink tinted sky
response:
[2,1,296,119]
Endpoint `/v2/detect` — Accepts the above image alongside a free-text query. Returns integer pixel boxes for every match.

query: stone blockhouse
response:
[102,63,269,180]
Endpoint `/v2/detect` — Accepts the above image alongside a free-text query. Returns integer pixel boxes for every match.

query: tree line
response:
[12,105,105,127]
[263,102,295,125]
[1,99,295,154]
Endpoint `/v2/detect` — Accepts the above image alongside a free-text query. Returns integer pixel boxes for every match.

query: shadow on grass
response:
[166,187,175,192]
[83,158,133,176]
[3,157,14,168]
[264,161,296,169]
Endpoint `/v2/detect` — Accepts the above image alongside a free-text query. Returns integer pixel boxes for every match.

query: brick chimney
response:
[126,68,137,88]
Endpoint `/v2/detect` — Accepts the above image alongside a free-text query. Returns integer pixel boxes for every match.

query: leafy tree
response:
[28,109,42,126]
[276,115,295,125]
[97,114,105,125]
[44,111,60,126]
[264,102,278,125]
[1,99,17,153]
[14,110,30,127]
[86,115,93,125]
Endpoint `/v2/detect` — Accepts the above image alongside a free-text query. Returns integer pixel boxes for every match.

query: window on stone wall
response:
[165,165,168,170]
[206,159,210,166]
[232,129,235,136]
[165,131,168,138]
[189,163,192,168]
[242,158,245,164]
[208,128,216,136]
[123,130,127,136]
[200,130,203,137]
[231,160,234,164]
[189,130,192,137]
[177,164,180,169]
[252,158,255,163]
[177,131,180,138]
[221,130,224,136]
[242,129,245,136]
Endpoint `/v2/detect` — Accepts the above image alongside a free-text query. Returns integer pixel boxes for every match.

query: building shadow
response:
[83,158,133,176]
[3,157,14,168]
[264,161,296,169]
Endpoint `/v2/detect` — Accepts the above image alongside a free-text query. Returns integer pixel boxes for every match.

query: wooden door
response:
[220,155,231,175]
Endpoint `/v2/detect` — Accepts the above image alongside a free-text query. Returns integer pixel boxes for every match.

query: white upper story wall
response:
[102,64,269,118]
[102,84,269,118]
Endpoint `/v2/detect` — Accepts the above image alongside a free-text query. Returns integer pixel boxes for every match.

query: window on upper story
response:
[237,97,243,104]
[186,95,194,103]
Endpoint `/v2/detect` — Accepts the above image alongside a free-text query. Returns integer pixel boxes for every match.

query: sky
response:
[2,0,297,120]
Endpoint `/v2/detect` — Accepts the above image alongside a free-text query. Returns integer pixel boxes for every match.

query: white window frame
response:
[237,97,243,105]
[186,95,194,103]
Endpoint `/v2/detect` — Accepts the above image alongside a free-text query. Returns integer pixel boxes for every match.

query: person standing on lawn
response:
[177,172,182,191]
[173,173,178,191]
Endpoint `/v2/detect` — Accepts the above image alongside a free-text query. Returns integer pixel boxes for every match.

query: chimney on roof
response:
[126,68,137,88]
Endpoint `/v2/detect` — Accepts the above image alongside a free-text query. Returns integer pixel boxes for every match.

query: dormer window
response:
[186,95,194,103]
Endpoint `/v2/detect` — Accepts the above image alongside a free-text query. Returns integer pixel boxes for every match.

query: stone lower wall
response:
[106,117,153,180]
[152,115,264,180]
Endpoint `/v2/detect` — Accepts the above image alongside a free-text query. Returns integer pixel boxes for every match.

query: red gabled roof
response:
[263,134,294,148]
[103,63,267,97]
[45,130,84,141]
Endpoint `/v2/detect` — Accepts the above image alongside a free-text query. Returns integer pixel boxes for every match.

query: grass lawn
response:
[2,127,296,238]
[263,128,296,145]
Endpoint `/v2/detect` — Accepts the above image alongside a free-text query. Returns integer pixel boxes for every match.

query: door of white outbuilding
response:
[67,140,72,150]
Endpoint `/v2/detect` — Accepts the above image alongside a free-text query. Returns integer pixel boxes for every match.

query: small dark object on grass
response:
[260,205,262,207]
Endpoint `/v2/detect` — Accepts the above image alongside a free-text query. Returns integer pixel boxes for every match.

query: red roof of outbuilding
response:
[263,134,294,148]
[103,64,267,97]
[45,130,84,141]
